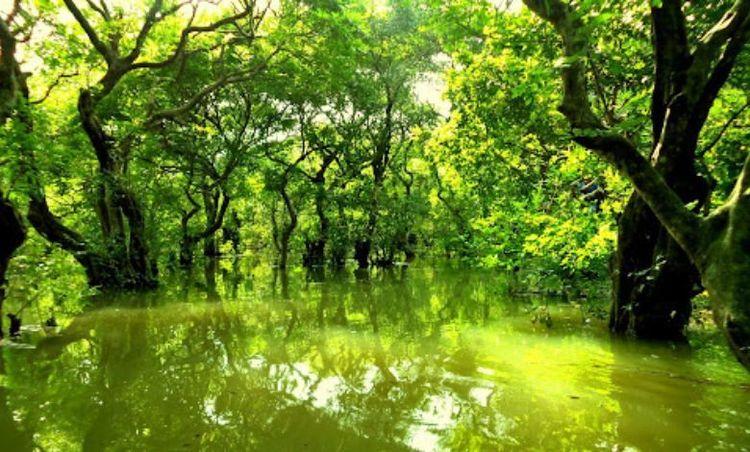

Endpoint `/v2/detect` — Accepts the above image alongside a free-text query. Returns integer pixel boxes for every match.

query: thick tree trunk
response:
[204,258,220,302]
[611,171,707,339]
[78,90,157,289]
[610,2,708,340]
[402,232,417,262]
[304,239,326,268]
[0,193,25,339]
[203,232,218,257]
[699,160,750,368]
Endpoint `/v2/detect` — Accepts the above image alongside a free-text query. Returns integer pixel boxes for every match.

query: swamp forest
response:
[1,0,750,450]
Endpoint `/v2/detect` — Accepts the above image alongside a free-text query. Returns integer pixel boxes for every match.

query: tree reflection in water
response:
[0,261,748,451]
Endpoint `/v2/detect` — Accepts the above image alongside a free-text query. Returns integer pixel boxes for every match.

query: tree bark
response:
[221,210,242,256]
[202,187,220,258]
[354,240,371,269]
[0,192,25,339]
[700,155,750,368]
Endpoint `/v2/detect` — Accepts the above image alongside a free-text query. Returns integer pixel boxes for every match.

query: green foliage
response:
[1,0,748,301]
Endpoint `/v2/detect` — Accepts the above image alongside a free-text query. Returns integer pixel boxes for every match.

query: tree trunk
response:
[0,192,25,339]
[402,232,417,262]
[699,160,750,368]
[304,239,326,268]
[330,204,348,269]
[611,169,707,340]
[78,90,157,289]
[610,2,709,340]
[179,237,195,268]
[279,235,290,270]
[354,240,371,269]
[221,211,241,256]
[304,178,329,268]
[202,188,220,258]
[277,186,297,270]
[358,98,393,269]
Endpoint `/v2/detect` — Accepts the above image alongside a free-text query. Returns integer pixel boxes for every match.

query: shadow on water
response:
[0,260,748,450]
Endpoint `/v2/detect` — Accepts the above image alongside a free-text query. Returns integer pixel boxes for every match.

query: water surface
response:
[1,262,749,451]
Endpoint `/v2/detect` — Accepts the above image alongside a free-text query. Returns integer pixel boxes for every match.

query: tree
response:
[522,0,750,368]
[159,85,275,267]
[24,0,272,289]
[341,1,438,268]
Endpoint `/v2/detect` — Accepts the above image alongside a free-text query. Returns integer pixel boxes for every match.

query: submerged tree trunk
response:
[354,240,371,269]
[0,193,25,339]
[401,232,418,262]
[396,167,417,262]
[304,158,334,268]
[202,187,221,258]
[0,19,27,338]
[307,183,329,267]
[179,187,230,269]
[304,239,326,268]
[611,146,709,340]
[611,192,704,340]
[274,185,297,270]
[358,97,394,269]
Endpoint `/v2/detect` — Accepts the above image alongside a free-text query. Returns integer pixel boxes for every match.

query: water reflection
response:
[0,262,749,451]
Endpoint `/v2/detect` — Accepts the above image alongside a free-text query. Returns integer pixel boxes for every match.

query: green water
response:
[1,262,749,451]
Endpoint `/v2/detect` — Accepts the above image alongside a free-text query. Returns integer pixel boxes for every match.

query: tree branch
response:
[191,190,230,242]
[30,71,79,105]
[84,0,110,21]
[130,7,253,71]
[62,0,113,63]
[145,49,280,126]
[700,98,750,157]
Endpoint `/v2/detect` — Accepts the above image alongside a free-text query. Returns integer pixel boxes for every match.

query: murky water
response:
[1,262,749,451]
